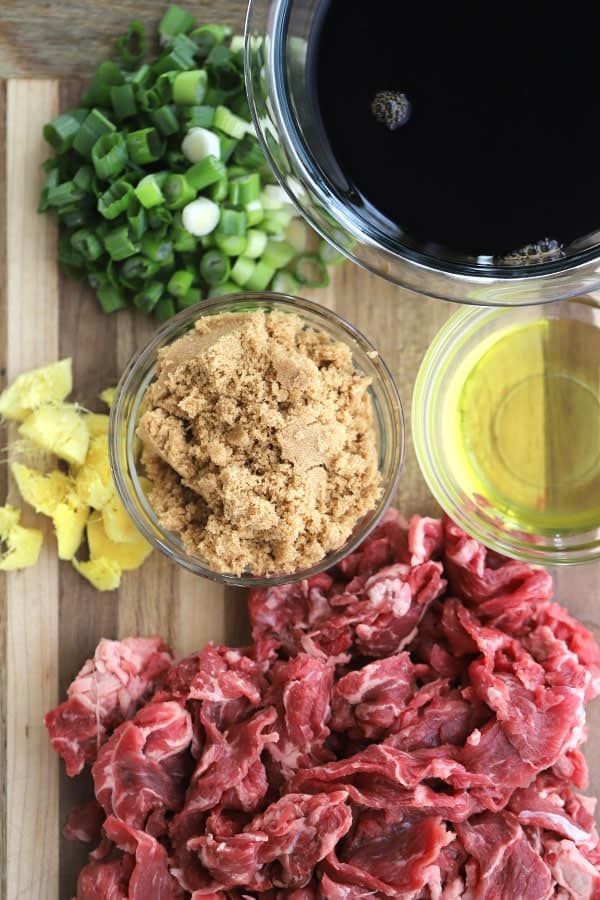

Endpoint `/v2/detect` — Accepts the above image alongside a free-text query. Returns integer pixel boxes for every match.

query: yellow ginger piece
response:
[11,463,72,516]
[0,358,72,422]
[73,556,121,591]
[87,514,152,570]
[52,490,89,560]
[84,412,110,437]
[19,403,89,466]
[0,504,43,571]
[75,433,113,509]
[102,479,151,543]
[99,387,116,408]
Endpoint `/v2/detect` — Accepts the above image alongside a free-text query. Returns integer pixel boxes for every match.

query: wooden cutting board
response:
[1,78,600,900]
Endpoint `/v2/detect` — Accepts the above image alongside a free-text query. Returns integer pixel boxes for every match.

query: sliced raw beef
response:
[44,512,600,899]
[45,637,172,775]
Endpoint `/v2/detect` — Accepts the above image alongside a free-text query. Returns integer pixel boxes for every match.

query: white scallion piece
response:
[261,184,295,211]
[181,127,221,163]
[182,197,221,236]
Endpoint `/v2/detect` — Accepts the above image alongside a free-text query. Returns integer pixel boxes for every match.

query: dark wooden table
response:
[1,3,599,899]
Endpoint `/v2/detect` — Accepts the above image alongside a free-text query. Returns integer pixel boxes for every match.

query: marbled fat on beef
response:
[45,513,600,898]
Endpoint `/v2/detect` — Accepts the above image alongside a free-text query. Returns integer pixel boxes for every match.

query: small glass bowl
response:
[412,296,600,565]
[109,293,404,587]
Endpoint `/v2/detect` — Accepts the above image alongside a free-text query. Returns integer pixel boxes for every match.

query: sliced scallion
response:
[295,253,330,288]
[104,224,139,260]
[173,69,208,105]
[126,127,164,164]
[97,180,133,220]
[199,249,230,284]
[91,132,128,179]
[73,109,116,158]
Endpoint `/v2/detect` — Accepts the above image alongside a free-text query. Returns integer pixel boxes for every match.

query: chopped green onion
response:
[82,61,124,107]
[182,196,220,236]
[219,208,246,235]
[73,109,116,158]
[233,134,264,170]
[167,269,195,297]
[199,249,230,284]
[271,271,301,294]
[181,105,215,129]
[38,167,60,212]
[244,199,264,227]
[286,218,310,253]
[141,232,173,262]
[177,287,202,308]
[115,20,146,69]
[155,71,178,102]
[151,104,179,135]
[155,297,177,321]
[153,33,197,74]
[230,35,245,54]
[208,177,228,202]
[207,280,239,297]
[97,283,128,313]
[110,83,137,120]
[228,172,260,205]
[190,24,232,58]
[186,155,226,190]
[159,5,195,45]
[214,105,248,139]
[295,253,330,288]
[230,256,255,287]
[134,281,164,312]
[59,204,92,229]
[262,238,296,270]
[134,172,165,208]
[120,254,159,285]
[104,224,139,260]
[319,238,344,265]
[163,174,197,209]
[263,209,294,234]
[91,132,128,179]
[43,112,83,153]
[173,69,208,105]
[214,232,246,256]
[245,261,275,291]
[70,227,103,261]
[218,134,237,163]
[127,199,147,240]
[204,87,227,107]
[97,180,133,219]
[182,126,221,162]
[73,166,94,191]
[126,127,164,164]
[46,180,85,208]
[244,229,267,259]
[147,206,173,231]
[127,63,152,88]
[205,45,242,92]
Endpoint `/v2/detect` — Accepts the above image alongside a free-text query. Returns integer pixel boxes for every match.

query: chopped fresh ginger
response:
[19,404,89,466]
[73,556,121,591]
[11,463,72,516]
[84,412,110,437]
[0,504,43,571]
[0,358,72,422]
[87,514,152,570]
[52,490,89,560]
[75,434,113,509]
[102,483,148,544]
[99,387,116,408]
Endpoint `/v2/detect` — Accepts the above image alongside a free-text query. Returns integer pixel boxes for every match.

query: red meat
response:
[45,637,172,775]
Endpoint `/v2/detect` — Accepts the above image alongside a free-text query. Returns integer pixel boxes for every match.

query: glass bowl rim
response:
[109,291,405,587]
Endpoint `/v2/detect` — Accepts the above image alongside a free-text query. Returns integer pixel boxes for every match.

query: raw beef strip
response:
[93,701,192,828]
[265,654,334,779]
[64,799,104,844]
[385,680,490,751]
[509,775,600,848]
[543,838,600,899]
[103,816,184,899]
[455,811,553,899]
[321,812,452,898]
[408,514,444,565]
[45,637,173,775]
[75,852,134,900]
[189,791,351,891]
[330,652,418,740]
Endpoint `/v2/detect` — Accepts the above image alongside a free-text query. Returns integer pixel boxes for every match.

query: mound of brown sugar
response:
[137,310,381,575]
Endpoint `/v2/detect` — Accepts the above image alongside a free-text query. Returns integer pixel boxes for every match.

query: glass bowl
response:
[412,296,600,565]
[109,293,404,586]
[244,0,600,305]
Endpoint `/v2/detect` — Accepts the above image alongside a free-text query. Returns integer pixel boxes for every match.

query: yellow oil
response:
[454,317,600,534]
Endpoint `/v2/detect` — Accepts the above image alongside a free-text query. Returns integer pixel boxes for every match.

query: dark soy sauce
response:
[309,0,600,259]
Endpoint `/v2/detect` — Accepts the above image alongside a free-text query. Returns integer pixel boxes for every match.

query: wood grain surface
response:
[1,4,600,898]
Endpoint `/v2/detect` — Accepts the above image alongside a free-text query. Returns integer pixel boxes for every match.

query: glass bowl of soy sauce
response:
[245,0,600,305]
[412,296,600,564]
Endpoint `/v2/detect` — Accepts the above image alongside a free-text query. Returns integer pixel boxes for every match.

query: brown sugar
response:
[137,310,381,575]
